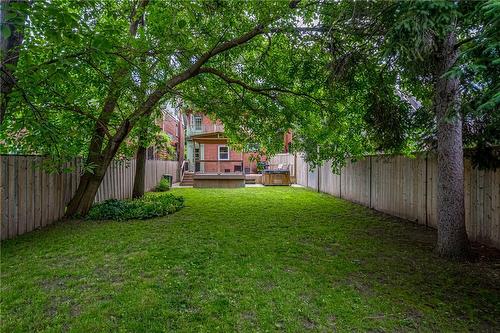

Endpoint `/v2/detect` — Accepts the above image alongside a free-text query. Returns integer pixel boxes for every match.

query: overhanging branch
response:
[198,67,324,104]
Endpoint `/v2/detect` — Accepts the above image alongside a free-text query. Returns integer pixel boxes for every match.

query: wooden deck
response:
[193,173,245,188]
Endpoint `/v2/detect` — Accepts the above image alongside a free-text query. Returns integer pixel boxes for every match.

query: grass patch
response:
[86,192,183,220]
[1,187,499,332]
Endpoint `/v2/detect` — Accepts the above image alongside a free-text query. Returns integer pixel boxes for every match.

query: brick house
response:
[153,105,185,163]
[184,111,292,174]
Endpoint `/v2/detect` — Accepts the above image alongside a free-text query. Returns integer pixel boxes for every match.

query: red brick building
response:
[154,106,185,162]
[184,111,292,174]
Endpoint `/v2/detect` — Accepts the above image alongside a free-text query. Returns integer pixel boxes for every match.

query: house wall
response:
[158,111,183,161]
[183,111,283,173]
[284,130,293,153]
[199,145,260,173]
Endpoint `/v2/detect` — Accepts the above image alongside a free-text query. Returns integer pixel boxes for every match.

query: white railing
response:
[187,124,224,136]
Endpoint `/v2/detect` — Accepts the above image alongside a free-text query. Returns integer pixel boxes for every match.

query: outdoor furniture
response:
[261,169,291,186]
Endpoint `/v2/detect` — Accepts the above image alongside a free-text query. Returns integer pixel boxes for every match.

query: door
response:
[195,147,200,172]
[194,144,205,172]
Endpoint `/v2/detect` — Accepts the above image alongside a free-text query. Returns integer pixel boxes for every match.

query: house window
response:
[218,146,229,160]
[194,116,202,131]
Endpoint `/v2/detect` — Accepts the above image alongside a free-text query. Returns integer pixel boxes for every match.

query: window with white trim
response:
[218,146,229,160]
[194,115,202,131]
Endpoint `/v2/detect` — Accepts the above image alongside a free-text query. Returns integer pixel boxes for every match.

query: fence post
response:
[369,156,372,208]
[317,164,320,193]
[425,154,428,227]
[339,163,342,199]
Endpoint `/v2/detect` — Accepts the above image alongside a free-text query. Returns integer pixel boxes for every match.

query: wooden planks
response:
[1,156,179,240]
[370,155,427,225]
[307,166,319,191]
[295,152,500,249]
[1,156,8,240]
[340,158,371,206]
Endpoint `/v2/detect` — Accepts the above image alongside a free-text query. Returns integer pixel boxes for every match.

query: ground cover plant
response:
[1,187,499,332]
[85,193,183,221]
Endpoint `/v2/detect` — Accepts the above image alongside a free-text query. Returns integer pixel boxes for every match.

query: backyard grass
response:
[1,187,499,332]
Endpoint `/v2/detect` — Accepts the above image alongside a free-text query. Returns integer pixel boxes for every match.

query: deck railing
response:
[194,159,244,174]
[187,124,224,137]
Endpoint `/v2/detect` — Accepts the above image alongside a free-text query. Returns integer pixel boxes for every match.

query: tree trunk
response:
[433,31,470,259]
[0,0,27,124]
[132,145,147,198]
[65,170,107,217]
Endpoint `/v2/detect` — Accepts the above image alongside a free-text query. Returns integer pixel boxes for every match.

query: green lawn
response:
[1,187,499,332]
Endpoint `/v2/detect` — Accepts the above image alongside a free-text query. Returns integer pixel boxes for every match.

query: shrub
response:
[86,193,184,221]
[154,178,170,192]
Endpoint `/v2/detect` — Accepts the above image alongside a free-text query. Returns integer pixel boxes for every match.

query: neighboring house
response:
[151,105,185,162]
[184,111,292,174]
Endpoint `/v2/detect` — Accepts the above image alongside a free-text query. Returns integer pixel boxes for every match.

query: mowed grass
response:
[1,187,499,332]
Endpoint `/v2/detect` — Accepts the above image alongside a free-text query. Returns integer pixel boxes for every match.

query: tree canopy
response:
[1,0,497,167]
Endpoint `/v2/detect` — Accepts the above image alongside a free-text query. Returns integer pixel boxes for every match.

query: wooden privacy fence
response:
[268,153,296,177]
[0,156,179,240]
[296,153,500,249]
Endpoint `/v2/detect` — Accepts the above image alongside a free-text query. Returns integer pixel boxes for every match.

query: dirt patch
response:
[240,311,257,323]
[324,244,340,256]
[299,292,314,304]
[260,281,276,292]
[470,243,500,263]
[70,303,82,317]
[45,295,72,317]
[40,276,73,291]
[302,316,316,330]
[93,265,125,284]
[337,276,374,297]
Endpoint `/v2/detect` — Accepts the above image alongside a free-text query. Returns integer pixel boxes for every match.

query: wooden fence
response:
[268,153,296,177]
[296,153,500,249]
[0,156,179,240]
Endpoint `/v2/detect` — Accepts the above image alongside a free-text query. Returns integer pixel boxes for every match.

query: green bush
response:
[86,193,184,221]
[154,178,170,192]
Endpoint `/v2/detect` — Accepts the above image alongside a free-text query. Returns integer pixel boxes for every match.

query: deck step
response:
[180,172,194,186]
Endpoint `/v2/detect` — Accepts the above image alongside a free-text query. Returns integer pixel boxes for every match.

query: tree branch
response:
[127,23,268,125]
[198,67,323,104]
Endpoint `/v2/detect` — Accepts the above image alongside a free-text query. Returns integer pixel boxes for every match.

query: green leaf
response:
[177,19,186,29]
[1,25,12,39]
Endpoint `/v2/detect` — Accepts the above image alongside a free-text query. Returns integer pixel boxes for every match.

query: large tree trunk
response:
[433,31,469,259]
[132,144,147,198]
[65,171,106,217]
[66,129,128,217]
[0,0,27,124]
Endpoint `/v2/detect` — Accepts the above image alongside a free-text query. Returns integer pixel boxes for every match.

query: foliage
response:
[85,193,183,221]
[2,187,499,331]
[289,1,499,169]
[0,0,309,168]
[1,0,497,184]
[154,177,170,192]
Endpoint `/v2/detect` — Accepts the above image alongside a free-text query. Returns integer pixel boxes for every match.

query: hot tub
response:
[261,169,291,186]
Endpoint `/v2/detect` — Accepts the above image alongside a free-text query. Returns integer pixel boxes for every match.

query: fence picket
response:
[295,152,500,249]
